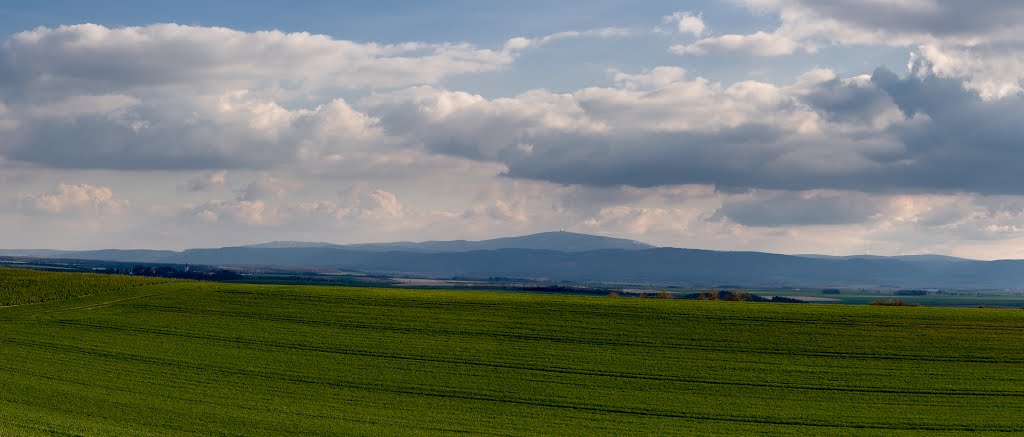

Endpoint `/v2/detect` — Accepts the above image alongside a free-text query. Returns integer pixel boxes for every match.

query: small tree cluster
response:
[724,291,753,301]
[698,288,720,300]
[870,299,919,307]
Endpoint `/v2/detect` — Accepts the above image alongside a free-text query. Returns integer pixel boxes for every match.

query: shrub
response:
[699,289,720,301]
[724,291,753,302]
[656,290,672,299]
[870,300,919,307]
[607,291,620,298]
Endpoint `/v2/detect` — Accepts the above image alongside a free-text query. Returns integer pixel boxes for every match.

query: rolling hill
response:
[6,232,1024,288]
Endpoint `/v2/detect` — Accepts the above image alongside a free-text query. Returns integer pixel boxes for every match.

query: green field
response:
[747,288,1024,307]
[2,268,1024,435]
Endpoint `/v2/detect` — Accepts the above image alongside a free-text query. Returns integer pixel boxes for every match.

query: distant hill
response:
[796,254,970,263]
[242,241,345,249]
[8,232,1024,288]
[0,249,70,258]
[338,231,655,253]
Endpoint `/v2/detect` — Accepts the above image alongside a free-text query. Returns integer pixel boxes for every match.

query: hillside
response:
[1,268,1023,435]
[242,231,655,253]
[8,232,1024,287]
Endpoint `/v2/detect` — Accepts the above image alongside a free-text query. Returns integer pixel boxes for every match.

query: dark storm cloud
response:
[790,0,1024,38]
[869,68,1024,194]
[370,68,1024,195]
[712,191,880,227]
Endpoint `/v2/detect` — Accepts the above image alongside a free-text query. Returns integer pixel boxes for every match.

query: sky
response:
[2,1,1024,259]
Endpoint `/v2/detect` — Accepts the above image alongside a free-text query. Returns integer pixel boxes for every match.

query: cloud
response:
[611,66,688,90]
[671,31,799,56]
[683,1,1024,97]
[0,23,638,172]
[2,93,387,170]
[0,23,517,99]
[581,206,691,235]
[186,199,275,225]
[657,12,707,37]
[714,191,881,227]
[910,45,1024,99]
[360,65,1024,195]
[238,175,291,201]
[503,27,631,51]
[21,183,128,214]
[182,171,228,192]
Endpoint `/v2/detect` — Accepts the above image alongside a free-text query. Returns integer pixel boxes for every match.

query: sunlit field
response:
[2,268,1023,435]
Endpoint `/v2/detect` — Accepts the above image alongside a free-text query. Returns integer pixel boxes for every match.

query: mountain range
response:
[4,231,1024,289]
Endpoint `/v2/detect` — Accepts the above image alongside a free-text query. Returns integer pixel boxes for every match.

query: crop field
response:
[747,288,1024,307]
[0,268,171,307]
[1,268,1024,435]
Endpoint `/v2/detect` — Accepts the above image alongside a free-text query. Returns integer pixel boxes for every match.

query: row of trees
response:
[100,265,242,281]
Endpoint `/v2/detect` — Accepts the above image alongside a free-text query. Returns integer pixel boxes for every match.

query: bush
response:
[656,290,672,299]
[724,291,753,302]
[870,300,919,307]
[607,291,620,298]
[699,289,720,300]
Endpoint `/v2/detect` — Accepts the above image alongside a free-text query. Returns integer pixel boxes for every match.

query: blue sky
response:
[2,1,1024,259]
[0,0,908,94]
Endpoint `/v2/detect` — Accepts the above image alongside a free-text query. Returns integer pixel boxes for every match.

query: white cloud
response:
[503,27,631,51]
[21,183,128,214]
[671,31,799,56]
[0,23,517,98]
[661,11,707,37]
[3,92,388,170]
[188,199,276,225]
[612,66,688,90]
[910,45,1024,99]
[682,1,1024,98]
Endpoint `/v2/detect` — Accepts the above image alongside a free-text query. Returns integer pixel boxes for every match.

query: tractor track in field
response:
[23,322,1024,398]
[57,305,1024,365]
[4,337,1022,434]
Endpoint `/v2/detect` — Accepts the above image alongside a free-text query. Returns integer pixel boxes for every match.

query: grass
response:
[750,288,1024,307]
[0,268,171,307]
[2,268,1024,435]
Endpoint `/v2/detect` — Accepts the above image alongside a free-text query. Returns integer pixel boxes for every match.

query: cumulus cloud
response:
[657,12,707,37]
[238,175,291,201]
[358,64,1024,195]
[4,15,1024,257]
[0,23,517,99]
[21,183,128,214]
[3,93,387,170]
[182,171,228,192]
[681,1,1024,97]
[582,206,691,235]
[187,199,275,225]
[0,23,638,172]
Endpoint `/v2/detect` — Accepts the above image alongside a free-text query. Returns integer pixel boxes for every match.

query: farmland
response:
[0,268,171,307]
[2,268,1024,435]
